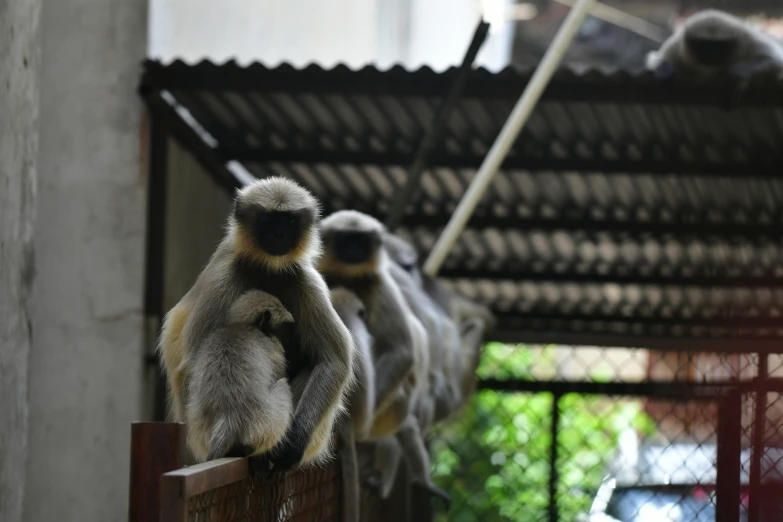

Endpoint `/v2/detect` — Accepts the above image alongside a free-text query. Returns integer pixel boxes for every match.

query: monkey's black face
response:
[253,211,303,256]
[332,231,378,265]
[685,35,738,67]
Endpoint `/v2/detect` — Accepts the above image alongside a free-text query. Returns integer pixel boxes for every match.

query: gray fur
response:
[387,260,453,430]
[186,290,294,462]
[319,211,415,415]
[331,287,375,522]
[331,287,375,437]
[646,9,783,79]
[160,177,354,470]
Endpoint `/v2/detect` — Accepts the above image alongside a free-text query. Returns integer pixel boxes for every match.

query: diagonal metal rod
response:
[553,0,667,43]
[422,0,597,277]
[385,19,490,231]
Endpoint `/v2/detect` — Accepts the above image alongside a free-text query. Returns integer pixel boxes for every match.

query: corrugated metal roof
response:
[140,59,783,346]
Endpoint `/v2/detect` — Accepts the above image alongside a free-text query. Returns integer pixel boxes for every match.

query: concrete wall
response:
[25,0,148,521]
[0,2,41,521]
[162,139,233,313]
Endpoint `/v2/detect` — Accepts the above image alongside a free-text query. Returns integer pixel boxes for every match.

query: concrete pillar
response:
[25,0,148,520]
[0,2,41,522]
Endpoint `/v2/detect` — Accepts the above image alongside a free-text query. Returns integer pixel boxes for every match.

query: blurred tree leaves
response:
[429,343,655,521]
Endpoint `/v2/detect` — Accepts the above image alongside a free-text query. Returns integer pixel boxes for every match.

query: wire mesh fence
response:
[427,343,783,522]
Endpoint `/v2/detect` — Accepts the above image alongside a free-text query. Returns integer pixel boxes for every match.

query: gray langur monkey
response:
[383,232,494,419]
[186,290,294,463]
[158,176,354,474]
[318,212,449,508]
[318,210,416,417]
[331,287,375,522]
[646,9,783,82]
[421,274,495,418]
[382,233,459,427]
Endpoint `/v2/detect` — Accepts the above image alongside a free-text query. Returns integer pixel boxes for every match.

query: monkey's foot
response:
[414,482,451,511]
[247,455,273,479]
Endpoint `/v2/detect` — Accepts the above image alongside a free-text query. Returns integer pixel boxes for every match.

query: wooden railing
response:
[128,422,427,522]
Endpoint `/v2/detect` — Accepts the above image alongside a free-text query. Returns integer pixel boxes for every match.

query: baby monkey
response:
[647,9,783,83]
[186,290,294,465]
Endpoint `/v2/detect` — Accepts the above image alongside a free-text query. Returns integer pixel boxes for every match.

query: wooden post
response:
[716,390,742,522]
[128,422,186,522]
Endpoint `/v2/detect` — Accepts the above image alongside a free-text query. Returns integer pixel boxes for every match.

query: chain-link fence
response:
[427,343,783,522]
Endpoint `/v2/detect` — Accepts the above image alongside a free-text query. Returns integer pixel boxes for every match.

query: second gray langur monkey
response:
[318,210,415,416]
[331,285,450,512]
[158,176,354,474]
[318,213,449,508]
[186,290,294,463]
[646,9,783,82]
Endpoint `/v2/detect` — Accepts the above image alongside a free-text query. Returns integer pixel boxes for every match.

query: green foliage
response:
[429,343,655,522]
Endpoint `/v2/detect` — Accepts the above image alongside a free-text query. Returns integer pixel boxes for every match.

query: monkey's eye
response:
[258,311,272,329]
[401,263,416,272]
[357,307,366,321]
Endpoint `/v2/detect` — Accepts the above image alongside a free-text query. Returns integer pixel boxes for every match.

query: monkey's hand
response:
[267,433,307,475]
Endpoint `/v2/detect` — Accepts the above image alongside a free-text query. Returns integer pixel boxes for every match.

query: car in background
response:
[579,436,783,522]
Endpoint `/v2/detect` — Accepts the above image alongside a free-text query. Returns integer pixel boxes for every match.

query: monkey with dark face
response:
[186,290,294,463]
[646,9,783,85]
[319,217,453,509]
[158,177,354,474]
[318,210,415,416]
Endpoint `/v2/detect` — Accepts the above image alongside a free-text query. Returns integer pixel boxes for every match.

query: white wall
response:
[148,0,514,70]
[25,0,148,520]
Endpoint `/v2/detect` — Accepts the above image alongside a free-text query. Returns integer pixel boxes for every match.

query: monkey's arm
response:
[372,281,415,412]
[271,267,353,471]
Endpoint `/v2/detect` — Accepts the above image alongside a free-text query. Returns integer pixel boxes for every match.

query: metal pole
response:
[548,393,562,522]
[716,389,742,522]
[748,354,769,522]
[385,19,490,230]
[422,0,597,277]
